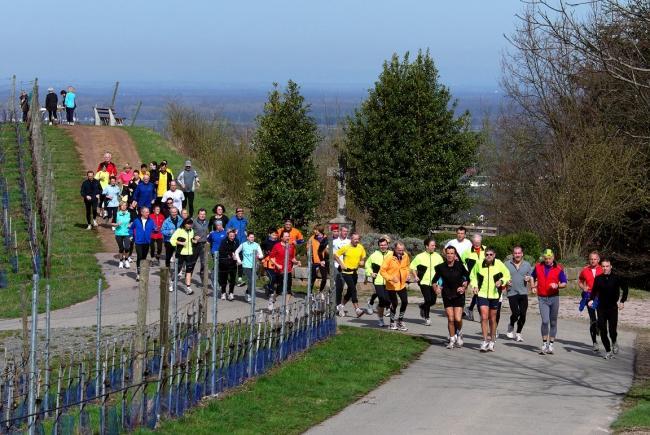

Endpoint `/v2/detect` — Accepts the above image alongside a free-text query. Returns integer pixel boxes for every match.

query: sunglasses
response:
[486,253,495,256]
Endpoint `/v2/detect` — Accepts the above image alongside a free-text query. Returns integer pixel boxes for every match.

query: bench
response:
[94,107,124,126]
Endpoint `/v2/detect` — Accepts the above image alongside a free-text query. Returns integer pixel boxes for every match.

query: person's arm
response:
[365,254,375,278]
[234,245,243,264]
[379,255,395,283]
[256,245,264,259]
[469,265,478,294]
[334,245,347,269]
[530,267,538,294]
[497,261,511,288]
[558,269,568,289]
[619,277,629,305]
[170,229,180,247]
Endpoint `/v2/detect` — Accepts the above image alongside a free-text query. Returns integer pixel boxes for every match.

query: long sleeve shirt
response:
[590,273,628,309]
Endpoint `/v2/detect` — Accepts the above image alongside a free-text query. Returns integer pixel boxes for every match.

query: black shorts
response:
[443,295,465,308]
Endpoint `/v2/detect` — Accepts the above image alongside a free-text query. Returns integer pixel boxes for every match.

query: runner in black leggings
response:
[379,241,412,331]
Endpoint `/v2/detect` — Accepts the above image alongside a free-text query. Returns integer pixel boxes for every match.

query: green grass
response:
[135,326,428,435]
[0,125,103,318]
[122,127,222,214]
[613,331,650,432]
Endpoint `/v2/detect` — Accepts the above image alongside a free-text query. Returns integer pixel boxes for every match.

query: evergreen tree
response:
[343,50,479,235]
[249,80,321,232]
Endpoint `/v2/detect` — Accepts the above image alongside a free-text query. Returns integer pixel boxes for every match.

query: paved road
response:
[308,306,636,435]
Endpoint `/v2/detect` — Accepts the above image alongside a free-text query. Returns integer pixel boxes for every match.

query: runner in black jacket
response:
[80,171,101,229]
[218,230,240,300]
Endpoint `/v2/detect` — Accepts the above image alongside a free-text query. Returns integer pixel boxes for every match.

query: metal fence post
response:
[279,243,289,360]
[95,278,102,396]
[27,273,39,435]
[211,253,219,395]
[44,283,51,417]
[306,241,313,348]
[247,259,257,376]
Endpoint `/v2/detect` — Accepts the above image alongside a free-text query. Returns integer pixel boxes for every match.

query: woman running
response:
[112,201,132,268]
[433,246,469,348]
[379,241,412,331]
[149,204,165,265]
[170,218,198,295]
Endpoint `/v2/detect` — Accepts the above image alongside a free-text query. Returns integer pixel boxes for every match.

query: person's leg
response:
[335,270,344,305]
[420,285,434,320]
[587,306,598,344]
[374,285,388,319]
[479,304,490,341]
[342,273,354,305]
[150,239,156,259]
[539,297,550,340]
[469,294,478,311]
[91,199,98,221]
[445,307,455,337]
[228,267,236,294]
[318,264,328,293]
[244,267,253,295]
[597,309,611,352]
[186,191,195,217]
[610,307,619,346]
[397,289,408,323]
[508,295,520,330]
[549,296,559,340]
[453,306,463,336]
[164,242,174,267]
[218,264,228,295]
[387,291,398,325]
[517,295,528,333]
[489,307,498,341]
[184,257,195,287]
[84,200,92,225]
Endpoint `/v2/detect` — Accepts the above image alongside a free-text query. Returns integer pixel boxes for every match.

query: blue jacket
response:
[208,230,227,254]
[129,217,155,245]
[161,215,183,242]
[226,215,248,244]
[133,182,155,208]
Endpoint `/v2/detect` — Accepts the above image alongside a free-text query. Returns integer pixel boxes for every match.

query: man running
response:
[433,246,469,348]
[192,208,210,277]
[177,160,200,217]
[235,231,264,302]
[80,171,101,230]
[380,241,412,331]
[531,249,567,355]
[161,207,182,270]
[226,207,249,285]
[462,234,486,321]
[589,259,628,359]
[469,247,511,352]
[365,237,392,327]
[132,174,156,211]
[332,225,350,312]
[129,206,155,282]
[155,161,174,205]
[276,218,304,245]
[162,181,185,213]
[268,230,300,311]
[218,229,240,300]
[334,232,367,317]
[445,226,473,259]
[578,251,604,352]
[309,224,329,298]
[261,227,280,296]
[504,245,533,342]
[97,152,118,177]
[170,218,198,295]
[410,238,443,326]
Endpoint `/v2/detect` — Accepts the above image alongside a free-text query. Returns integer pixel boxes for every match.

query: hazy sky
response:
[1,0,523,90]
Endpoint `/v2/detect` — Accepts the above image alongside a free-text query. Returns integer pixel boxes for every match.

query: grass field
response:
[135,325,428,435]
[613,331,650,433]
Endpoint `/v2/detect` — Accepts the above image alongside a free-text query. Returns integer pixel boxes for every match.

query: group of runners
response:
[80,153,628,358]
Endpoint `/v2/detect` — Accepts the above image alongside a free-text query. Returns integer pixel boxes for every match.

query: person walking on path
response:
[124,170,140,204]
[531,249,568,355]
[332,225,350,311]
[118,163,133,186]
[445,226,473,259]
[380,241,412,331]
[309,224,329,298]
[97,153,118,177]
[261,227,279,296]
[235,232,264,302]
[365,236,393,327]
[579,251,604,352]
[411,237,444,326]
[589,259,628,359]
[132,174,156,212]
[208,204,229,230]
[19,91,29,123]
[462,234,486,321]
[192,208,210,277]
[155,160,174,205]
[111,201,132,269]
[45,88,58,125]
[177,161,200,217]
[218,230,240,300]
[208,220,227,256]
[334,232,367,318]
[226,207,249,285]
[267,230,300,311]
[95,163,111,218]
[162,181,185,213]
[64,86,76,125]
[469,247,511,352]
[504,246,533,342]
[129,206,155,282]
[432,246,470,348]
[80,171,101,229]
[170,218,199,294]
[102,176,121,225]
[161,207,182,269]
[149,205,165,265]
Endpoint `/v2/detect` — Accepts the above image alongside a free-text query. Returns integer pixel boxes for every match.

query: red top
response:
[269,242,296,273]
[578,265,603,292]
[534,263,564,297]
[150,213,165,240]
[98,161,118,177]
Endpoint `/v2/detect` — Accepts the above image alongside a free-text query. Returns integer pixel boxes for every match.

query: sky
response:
[1,0,523,91]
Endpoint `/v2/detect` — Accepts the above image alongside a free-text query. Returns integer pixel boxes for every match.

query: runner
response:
[432,246,469,348]
[149,205,165,265]
[267,230,300,311]
[102,176,121,226]
[332,225,350,314]
[132,174,156,211]
[308,224,329,298]
[161,180,185,213]
[155,161,174,205]
[235,231,264,302]
[129,206,155,282]
[95,163,111,218]
[170,218,199,295]
[124,170,140,204]
[192,208,210,278]
[504,245,533,342]
[589,259,628,359]
[380,241,412,331]
[462,234,486,321]
[208,204,229,230]
[162,198,174,218]
[276,218,304,245]
[208,220,228,257]
[118,163,133,186]
[334,232,367,317]
[97,152,118,177]
[445,226,473,258]
[365,236,392,327]
[261,227,280,296]
[226,207,249,285]
[531,249,568,355]
[80,171,100,230]
[469,247,511,352]
[578,251,604,352]
[111,201,132,269]
[411,237,444,326]
[161,207,182,270]
[218,229,240,300]
[177,160,200,217]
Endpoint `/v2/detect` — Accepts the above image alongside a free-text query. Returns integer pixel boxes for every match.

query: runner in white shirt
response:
[444,226,473,259]
[331,225,350,314]
[161,181,185,212]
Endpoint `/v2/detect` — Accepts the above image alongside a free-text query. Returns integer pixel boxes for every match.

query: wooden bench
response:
[94,107,124,126]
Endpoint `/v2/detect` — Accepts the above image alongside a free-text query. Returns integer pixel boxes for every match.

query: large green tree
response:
[343,50,479,235]
[249,80,321,232]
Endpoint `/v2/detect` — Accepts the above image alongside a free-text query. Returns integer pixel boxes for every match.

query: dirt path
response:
[63,126,141,251]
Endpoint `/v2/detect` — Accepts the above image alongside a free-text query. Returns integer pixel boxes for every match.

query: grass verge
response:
[136,325,428,435]
[613,330,650,433]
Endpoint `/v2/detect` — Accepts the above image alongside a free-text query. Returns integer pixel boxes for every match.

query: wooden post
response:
[110,81,119,111]
[133,259,149,424]
[21,282,29,363]
[159,266,169,346]
[201,246,209,327]
[130,101,142,127]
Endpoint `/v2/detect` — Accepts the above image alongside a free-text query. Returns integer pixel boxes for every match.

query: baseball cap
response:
[185,160,192,167]
[542,248,554,257]
[330,224,339,231]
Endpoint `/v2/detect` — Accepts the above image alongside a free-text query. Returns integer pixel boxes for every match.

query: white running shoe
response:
[488,341,495,352]
[515,333,523,342]
[540,342,549,355]
[447,336,456,349]
[592,342,600,352]
[506,325,514,339]
[425,318,431,326]
[455,334,464,348]
[336,304,346,317]
[397,322,408,331]
[136,274,140,282]
[246,294,252,303]
[168,284,174,292]
[604,351,613,360]
[389,322,398,330]
[125,259,130,269]
[118,261,124,269]
[92,220,98,227]
[111,227,115,232]
[367,298,374,310]
[227,293,234,301]
[355,307,364,317]
[221,293,226,300]
[186,286,194,295]
[547,342,554,354]
[86,224,92,230]
[377,318,385,328]
[480,341,489,352]
[612,342,619,354]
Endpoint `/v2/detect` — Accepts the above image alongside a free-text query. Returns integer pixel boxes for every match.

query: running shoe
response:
[168,284,174,292]
[547,342,554,354]
[506,325,514,339]
[336,304,346,317]
[515,333,523,342]
[111,227,115,232]
[447,336,456,349]
[612,342,619,354]
[592,342,599,353]
[603,351,613,360]
[539,342,548,355]
[367,298,374,311]
[455,334,464,348]
[488,341,495,352]
[355,307,364,317]
[86,224,92,230]
[267,301,274,311]
[136,274,140,282]
[125,259,130,269]
[425,318,431,326]
[363,306,374,315]
[118,261,124,269]
[397,322,408,331]
[246,294,252,303]
[92,220,98,227]
[480,341,489,352]
[186,286,194,295]
[419,303,425,319]
[462,307,469,318]
[389,322,398,330]
[227,293,234,301]
[221,293,226,300]
[377,318,385,328]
